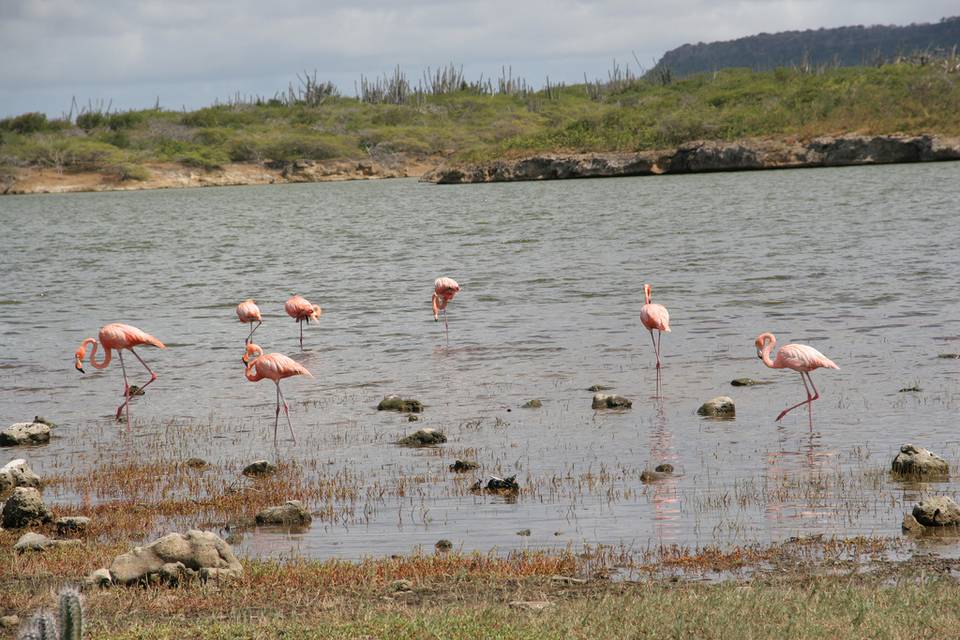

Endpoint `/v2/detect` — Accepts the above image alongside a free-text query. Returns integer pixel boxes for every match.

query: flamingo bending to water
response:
[285,294,321,349]
[243,343,313,446]
[236,299,262,344]
[432,277,460,340]
[74,323,166,427]
[755,332,839,422]
[640,284,670,369]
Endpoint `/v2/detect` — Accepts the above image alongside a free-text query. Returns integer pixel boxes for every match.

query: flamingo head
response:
[74,344,86,373]
[643,283,652,304]
[242,343,264,365]
[755,333,775,359]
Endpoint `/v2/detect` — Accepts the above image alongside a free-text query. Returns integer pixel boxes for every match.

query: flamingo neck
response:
[84,338,112,369]
[644,287,651,305]
[244,358,261,382]
[759,336,778,369]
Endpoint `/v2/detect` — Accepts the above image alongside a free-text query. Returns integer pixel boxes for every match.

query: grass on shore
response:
[1,61,959,181]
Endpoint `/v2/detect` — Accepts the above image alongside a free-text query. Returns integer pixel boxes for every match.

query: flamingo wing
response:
[776,344,838,372]
[256,353,314,380]
[640,304,670,332]
[237,300,261,322]
[100,323,165,350]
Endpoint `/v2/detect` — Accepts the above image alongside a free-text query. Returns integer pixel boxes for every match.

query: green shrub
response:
[110,162,151,181]
[107,111,144,130]
[178,148,229,170]
[76,112,106,131]
[1,112,49,134]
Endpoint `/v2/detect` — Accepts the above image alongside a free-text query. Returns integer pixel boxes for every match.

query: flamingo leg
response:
[116,351,131,428]
[299,319,304,350]
[443,307,449,344]
[775,372,818,422]
[276,383,296,444]
[273,382,281,447]
[648,330,660,369]
[656,330,663,369]
[247,320,261,345]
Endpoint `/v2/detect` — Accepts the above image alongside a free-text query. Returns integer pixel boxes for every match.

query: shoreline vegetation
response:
[3,58,960,195]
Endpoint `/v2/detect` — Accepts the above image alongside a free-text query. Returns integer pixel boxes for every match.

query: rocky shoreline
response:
[419,134,960,184]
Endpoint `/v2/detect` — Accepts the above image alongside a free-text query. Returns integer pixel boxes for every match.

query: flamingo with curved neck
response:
[243,342,313,446]
[755,332,839,422]
[74,323,166,428]
[285,294,322,350]
[432,277,460,342]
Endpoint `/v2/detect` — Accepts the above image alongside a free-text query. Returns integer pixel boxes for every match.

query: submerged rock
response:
[0,422,51,446]
[697,396,736,417]
[397,428,447,447]
[473,475,520,494]
[521,399,543,409]
[184,458,209,469]
[449,459,480,472]
[891,444,949,478]
[242,460,276,477]
[641,464,676,483]
[107,530,242,585]
[730,378,772,386]
[937,353,960,359]
[255,500,312,526]
[898,385,922,393]
[912,496,960,527]
[587,384,614,392]
[0,458,42,494]
[591,393,632,409]
[378,395,425,413]
[1,487,51,528]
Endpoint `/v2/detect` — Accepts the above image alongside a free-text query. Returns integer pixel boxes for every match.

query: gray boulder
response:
[13,532,81,553]
[397,428,447,447]
[902,513,926,534]
[108,529,242,585]
[255,500,312,526]
[1,487,51,528]
[591,394,632,409]
[697,396,736,417]
[378,395,425,413]
[912,495,960,527]
[891,444,949,478]
[0,422,51,446]
[56,516,91,534]
[0,458,42,494]
[242,460,276,477]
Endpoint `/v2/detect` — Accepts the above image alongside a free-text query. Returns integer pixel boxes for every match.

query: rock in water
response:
[377,395,425,413]
[912,496,960,527]
[0,422,51,446]
[521,399,542,409]
[0,458,42,493]
[902,513,926,534]
[591,394,632,409]
[242,460,277,477]
[891,444,949,478]
[587,385,614,392]
[449,459,480,472]
[108,530,242,585]
[730,378,771,386]
[1,487,51,528]
[397,428,447,447]
[697,396,736,417]
[255,500,312,526]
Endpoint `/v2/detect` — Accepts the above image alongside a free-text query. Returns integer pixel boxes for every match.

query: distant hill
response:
[650,16,960,77]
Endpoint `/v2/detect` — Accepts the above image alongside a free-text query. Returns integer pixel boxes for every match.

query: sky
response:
[1,0,957,118]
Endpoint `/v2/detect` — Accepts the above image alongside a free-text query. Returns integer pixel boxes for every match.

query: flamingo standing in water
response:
[236,299,262,345]
[243,342,313,446]
[74,323,166,427]
[640,284,671,369]
[432,277,460,340]
[755,332,839,422]
[284,294,321,349]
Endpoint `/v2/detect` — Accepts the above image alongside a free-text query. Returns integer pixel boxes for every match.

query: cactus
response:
[16,587,83,640]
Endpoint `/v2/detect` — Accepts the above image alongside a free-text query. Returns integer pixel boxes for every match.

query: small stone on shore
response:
[13,532,82,553]
[56,516,91,534]
[1,487,50,528]
[0,458,42,494]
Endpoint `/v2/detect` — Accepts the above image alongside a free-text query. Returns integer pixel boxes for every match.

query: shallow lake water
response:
[2,162,959,560]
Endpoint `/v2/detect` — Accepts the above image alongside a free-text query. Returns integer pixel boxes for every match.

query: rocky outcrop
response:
[107,530,242,585]
[0,422,51,446]
[0,459,42,494]
[255,500,312,526]
[1,487,51,528]
[592,394,632,409]
[891,444,949,478]
[698,396,736,417]
[912,496,960,527]
[421,135,960,184]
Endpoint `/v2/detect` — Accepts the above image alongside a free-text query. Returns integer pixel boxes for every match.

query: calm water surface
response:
[2,163,959,560]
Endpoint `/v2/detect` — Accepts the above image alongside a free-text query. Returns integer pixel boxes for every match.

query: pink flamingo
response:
[74,323,166,427]
[432,277,460,340]
[755,332,839,422]
[640,284,671,369]
[243,342,313,446]
[236,299,262,345]
[284,294,321,349]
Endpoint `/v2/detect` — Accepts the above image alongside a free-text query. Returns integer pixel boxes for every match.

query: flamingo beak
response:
[75,361,85,374]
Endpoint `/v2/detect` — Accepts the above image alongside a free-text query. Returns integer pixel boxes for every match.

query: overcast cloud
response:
[1,0,956,117]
